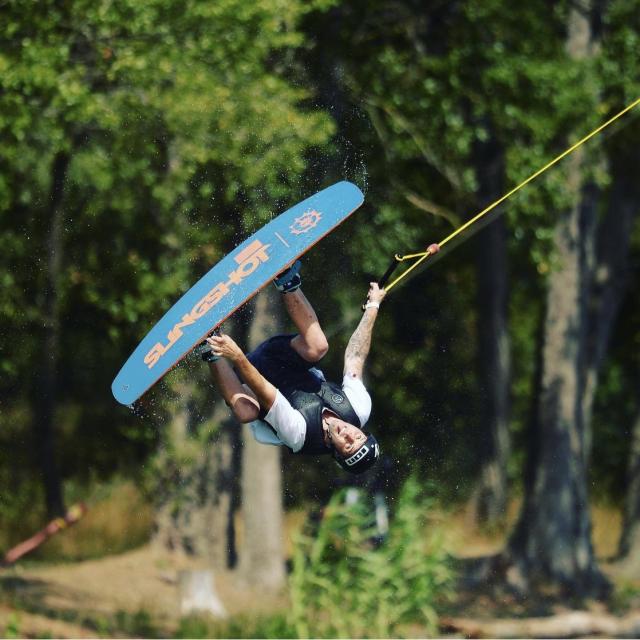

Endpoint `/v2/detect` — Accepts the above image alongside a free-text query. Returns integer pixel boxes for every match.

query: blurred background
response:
[1,0,639,637]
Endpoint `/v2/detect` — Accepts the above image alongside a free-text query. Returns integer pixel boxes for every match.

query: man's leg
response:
[208,359,260,423]
[281,289,329,363]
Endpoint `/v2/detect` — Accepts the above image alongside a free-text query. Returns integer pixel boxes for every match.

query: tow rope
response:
[377,96,640,292]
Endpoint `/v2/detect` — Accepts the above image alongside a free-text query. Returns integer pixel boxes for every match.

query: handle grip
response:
[361,257,401,311]
[378,257,401,288]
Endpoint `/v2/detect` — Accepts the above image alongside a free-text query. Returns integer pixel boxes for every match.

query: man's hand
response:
[366,282,387,307]
[206,333,244,363]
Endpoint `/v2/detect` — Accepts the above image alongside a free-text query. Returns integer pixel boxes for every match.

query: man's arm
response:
[344,283,387,380]
[233,355,277,411]
[207,334,277,412]
[206,333,306,451]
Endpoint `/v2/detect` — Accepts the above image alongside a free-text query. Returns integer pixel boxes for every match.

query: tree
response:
[303,0,552,507]
[619,401,640,569]
[506,0,608,597]
[152,377,241,570]
[470,133,511,526]
[34,151,71,518]
[586,139,640,572]
[239,288,286,590]
[304,0,639,594]
[0,0,334,526]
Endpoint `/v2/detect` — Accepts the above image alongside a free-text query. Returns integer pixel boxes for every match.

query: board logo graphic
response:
[143,239,271,369]
[290,209,322,235]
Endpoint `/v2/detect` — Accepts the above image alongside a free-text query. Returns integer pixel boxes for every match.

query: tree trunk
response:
[204,417,241,569]
[614,142,640,567]
[178,569,227,618]
[470,132,511,527]
[583,135,640,569]
[153,380,240,570]
[239,287,286,590]
[32,150,69,519]
[618,398,640,567]
[505,3,610,597]
[582,144,640,454]
[506,161,606,595]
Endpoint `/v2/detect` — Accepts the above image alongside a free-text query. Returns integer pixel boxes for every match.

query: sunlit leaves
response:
[0,0,335,478]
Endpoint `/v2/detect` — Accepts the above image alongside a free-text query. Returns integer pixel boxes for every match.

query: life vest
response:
[286,380,362,455]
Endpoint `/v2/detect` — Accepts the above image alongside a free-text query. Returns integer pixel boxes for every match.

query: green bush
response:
[289,477,454,638]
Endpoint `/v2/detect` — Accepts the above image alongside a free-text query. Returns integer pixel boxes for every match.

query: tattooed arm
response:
[344,283,387,380]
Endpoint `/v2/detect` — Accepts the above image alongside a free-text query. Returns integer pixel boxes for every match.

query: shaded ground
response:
[0,545,287,638]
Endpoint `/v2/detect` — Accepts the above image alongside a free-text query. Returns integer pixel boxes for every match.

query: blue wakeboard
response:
[112,181,364,406]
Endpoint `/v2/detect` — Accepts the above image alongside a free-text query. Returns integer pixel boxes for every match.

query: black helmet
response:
[334,433,380,474]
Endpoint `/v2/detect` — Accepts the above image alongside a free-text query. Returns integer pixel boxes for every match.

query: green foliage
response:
[0,0,336,509]
[289,477,453,638]
[0,0,638,553]
[0,0,336,354]
[300,0,640,504]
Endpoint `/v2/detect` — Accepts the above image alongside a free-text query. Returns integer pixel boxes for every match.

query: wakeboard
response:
[111,181,364,406]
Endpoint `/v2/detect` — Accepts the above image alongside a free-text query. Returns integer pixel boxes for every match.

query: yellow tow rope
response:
[382,96,640,293]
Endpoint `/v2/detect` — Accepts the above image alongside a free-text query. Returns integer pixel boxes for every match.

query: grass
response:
[175,613,296,639]
[41,481,154,562]
[440,498,624,561]
[2,614,22,639]
[610,581,640,614]
[0,606,295,640]
[0,603,164,639]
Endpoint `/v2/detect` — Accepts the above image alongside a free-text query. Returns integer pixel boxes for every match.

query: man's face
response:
[325,415,367,457]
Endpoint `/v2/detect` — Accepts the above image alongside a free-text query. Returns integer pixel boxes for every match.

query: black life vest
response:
[286,380,362,455]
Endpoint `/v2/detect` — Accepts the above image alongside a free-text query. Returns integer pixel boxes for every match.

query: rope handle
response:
[360,245,439,311]
[360,255,401,310]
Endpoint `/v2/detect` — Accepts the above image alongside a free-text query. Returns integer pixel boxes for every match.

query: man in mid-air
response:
[199,260,391,474]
